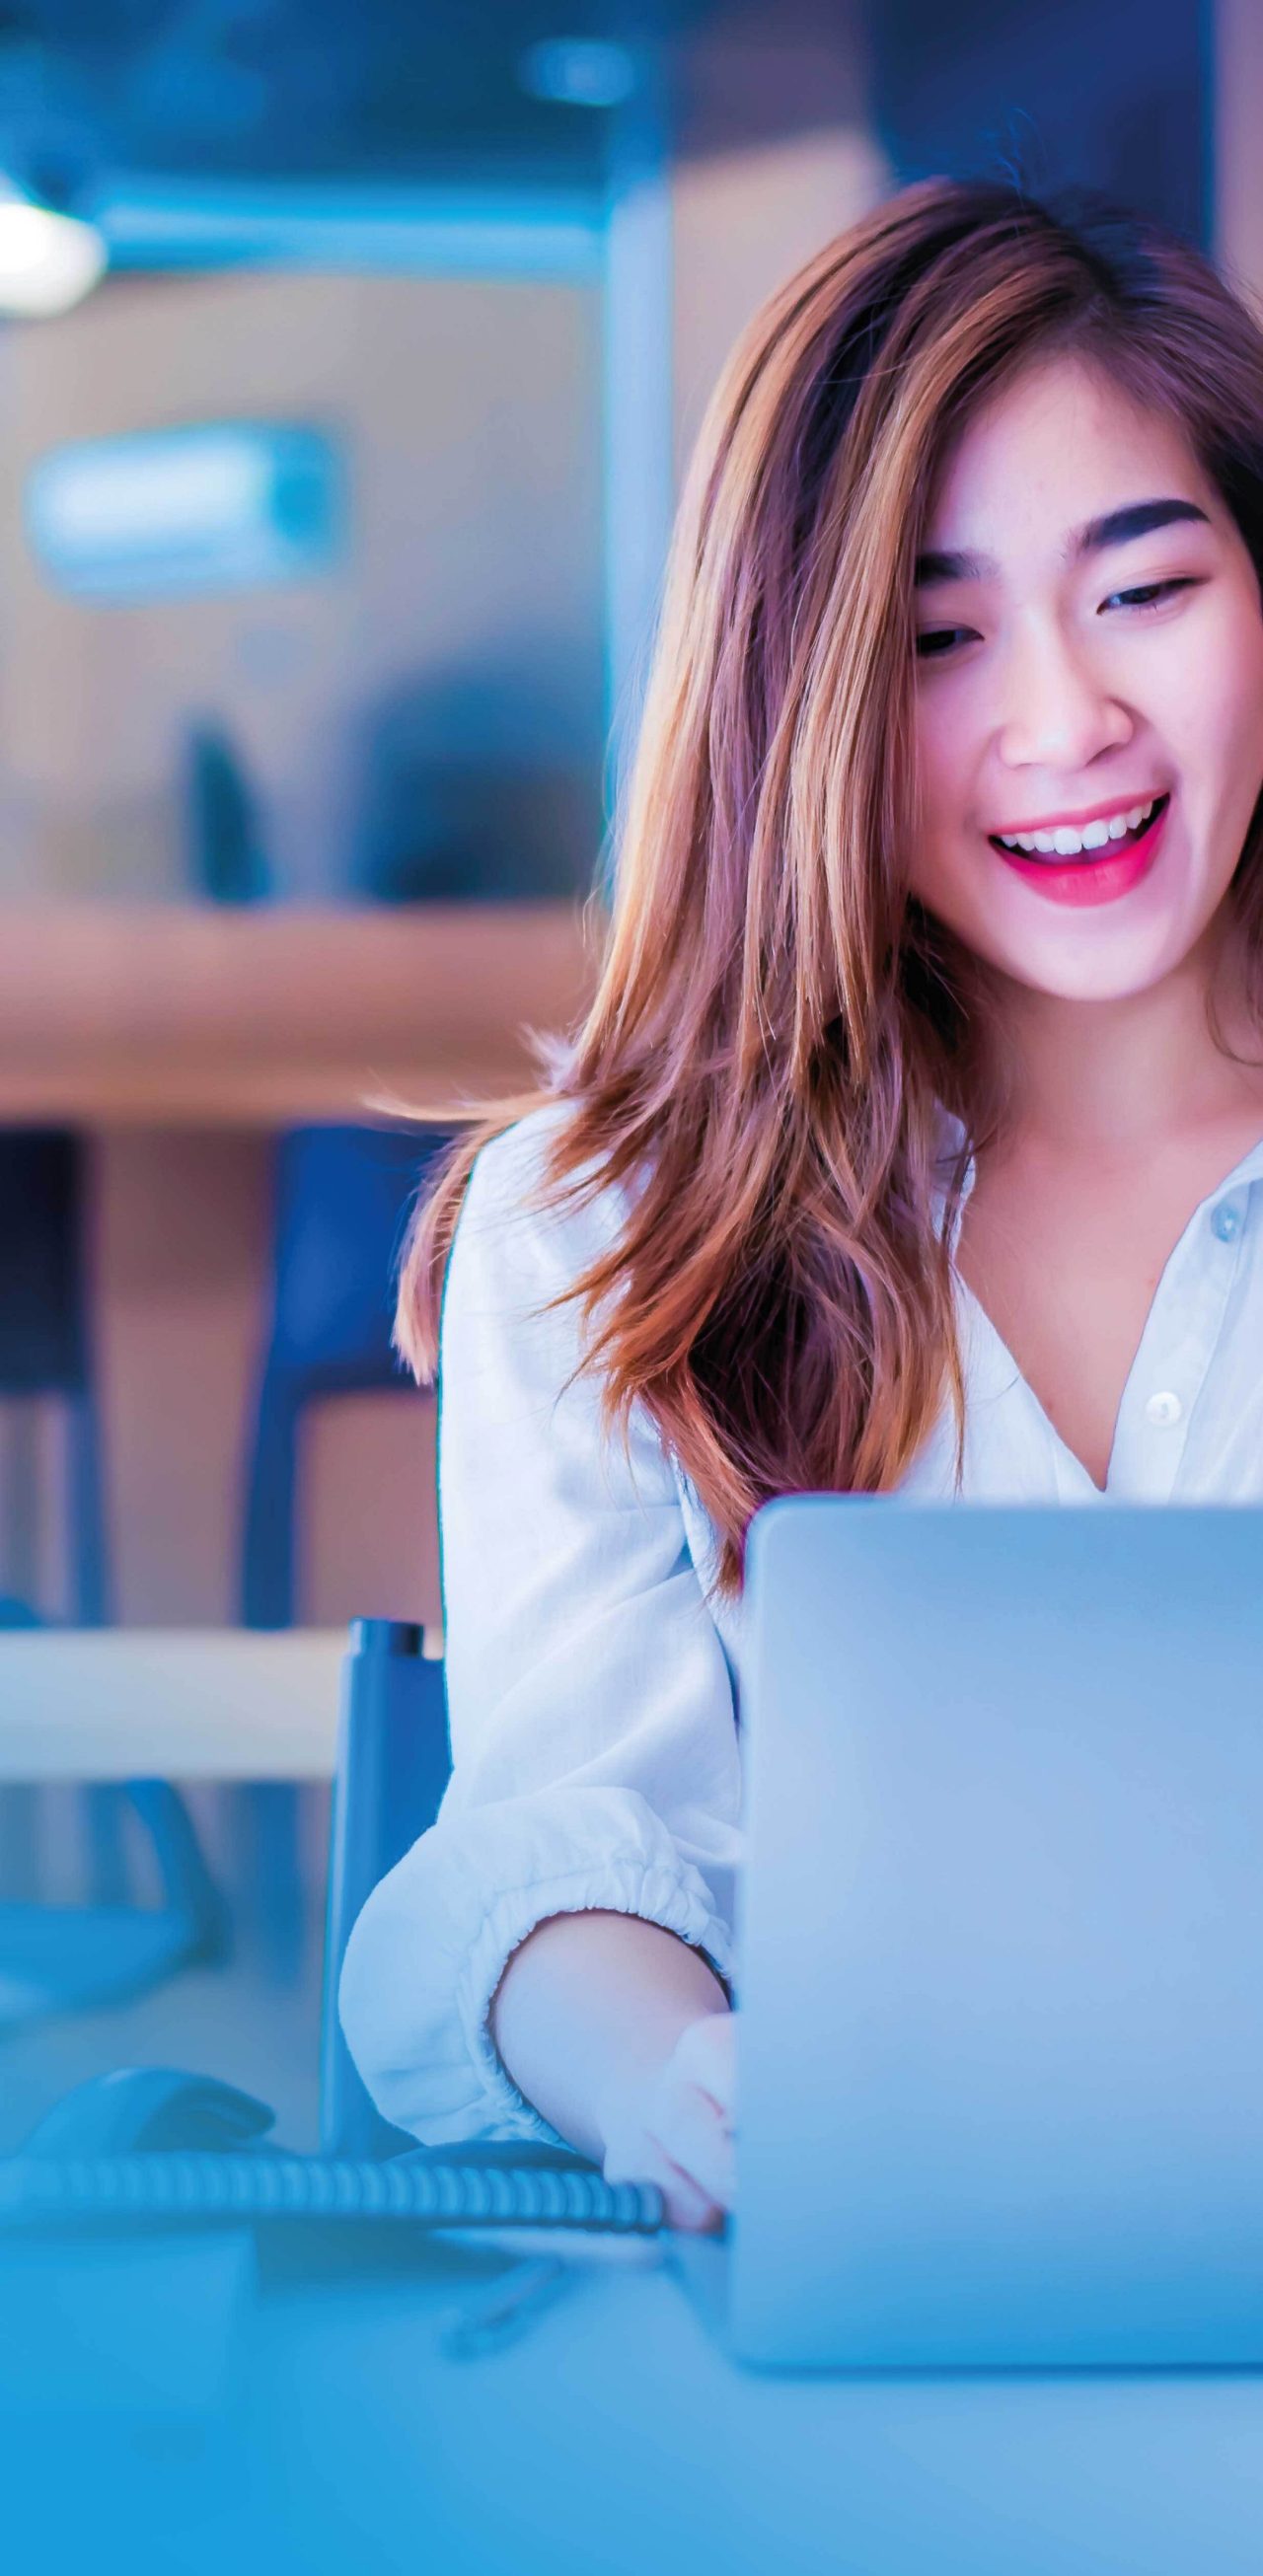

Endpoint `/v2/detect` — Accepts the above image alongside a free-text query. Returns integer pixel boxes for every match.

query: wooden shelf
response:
[0,900,602,1127]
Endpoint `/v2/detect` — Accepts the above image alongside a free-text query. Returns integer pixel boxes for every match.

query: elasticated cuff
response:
[337,1785,737,2151]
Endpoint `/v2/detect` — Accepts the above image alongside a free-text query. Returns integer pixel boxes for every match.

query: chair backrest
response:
[242,1128,449,1626]
[266,1125,449,1386]
[319,1616,452,2158]
[0,1132,89,1397]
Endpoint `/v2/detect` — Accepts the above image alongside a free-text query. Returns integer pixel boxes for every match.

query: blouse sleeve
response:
[337,1105,743,2148]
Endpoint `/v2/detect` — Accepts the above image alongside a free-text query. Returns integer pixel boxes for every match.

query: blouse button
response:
[1145,1390,1183,1429]
[1212,1202,1241,1243]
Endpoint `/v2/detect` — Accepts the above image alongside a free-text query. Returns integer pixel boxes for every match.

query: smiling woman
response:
[340,178,1263,2227]
[911,360,1263,966]
[399,178,1263,1564]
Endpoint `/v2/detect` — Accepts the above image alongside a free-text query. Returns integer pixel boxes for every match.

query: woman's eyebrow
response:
[913,496,1213,589]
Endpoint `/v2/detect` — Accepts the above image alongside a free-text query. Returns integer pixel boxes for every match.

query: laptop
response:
[672,1497,1263,2370]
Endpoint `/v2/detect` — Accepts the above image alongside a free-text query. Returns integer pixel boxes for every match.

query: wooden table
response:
[0,900,602,1626]
[0,900,601,1125]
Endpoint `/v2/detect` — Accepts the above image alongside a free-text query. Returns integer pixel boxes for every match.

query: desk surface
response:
[0,900,599,1126]
[3,2239,1262,2576]
[3,1597,1261,2573]
[260,2253,1263,2576]
[0,1630,346,1777]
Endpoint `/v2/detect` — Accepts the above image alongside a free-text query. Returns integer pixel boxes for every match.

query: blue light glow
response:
[24,421,345,603]
[518,40,638,110]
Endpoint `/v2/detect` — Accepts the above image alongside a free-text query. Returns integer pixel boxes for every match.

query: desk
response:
[3,2240,1262,2575]
[0,1630,344,1778]
[0,901,598,1126]
[0,900,598,1622]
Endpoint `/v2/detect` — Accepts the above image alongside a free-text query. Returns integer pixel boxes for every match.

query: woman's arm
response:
[339,1108,742,2156]
[490,1909,736,2229]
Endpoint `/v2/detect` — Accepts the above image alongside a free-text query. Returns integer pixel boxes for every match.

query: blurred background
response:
[0,0,1250,2136]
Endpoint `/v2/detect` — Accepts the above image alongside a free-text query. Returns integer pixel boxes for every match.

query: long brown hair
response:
[396,174,1263,1601]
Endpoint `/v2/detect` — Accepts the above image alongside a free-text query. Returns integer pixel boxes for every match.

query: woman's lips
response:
[991,794,1170,908]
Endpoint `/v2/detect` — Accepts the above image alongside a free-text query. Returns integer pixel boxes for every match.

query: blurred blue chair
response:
[27,1624,495,2169]
[0,1131,112,1907]
[181,717,270,906]
[237,1124,446,1979]
[0,1132,101,1902]
[0,1131,225,2021]
[0,1131,108,1626]
[0,1728,226,2030]
[242,1123,445,1629]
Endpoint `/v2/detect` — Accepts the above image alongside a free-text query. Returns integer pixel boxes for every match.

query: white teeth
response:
[994,795,1158,857]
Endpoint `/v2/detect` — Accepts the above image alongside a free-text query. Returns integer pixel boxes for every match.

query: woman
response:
[340,176,1263,2230]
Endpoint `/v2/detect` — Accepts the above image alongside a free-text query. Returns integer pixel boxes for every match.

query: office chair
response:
[0,1762,226,2029]
[18,1616,649,2239]
[0,1131,109,1628]
[0,1134,225,2024]
[242,1126,447,1632]
[18,1613,660,2245]
[236,1125,446,1984]
[17,1616,453,2158]
[319,1616,452,2158]
[0,1129,116,1906]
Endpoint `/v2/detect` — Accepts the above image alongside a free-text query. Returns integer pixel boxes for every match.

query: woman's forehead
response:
[922,354,1215,552]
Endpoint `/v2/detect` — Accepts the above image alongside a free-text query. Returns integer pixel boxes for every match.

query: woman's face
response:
[909,352,1263,1005]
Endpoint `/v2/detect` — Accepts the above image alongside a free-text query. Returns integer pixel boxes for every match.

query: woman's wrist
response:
[489,1908,729,2164]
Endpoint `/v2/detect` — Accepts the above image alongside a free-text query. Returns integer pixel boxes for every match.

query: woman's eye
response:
[916,577,1203,661]
[915,626,976,660]
[1100,576,1202,615]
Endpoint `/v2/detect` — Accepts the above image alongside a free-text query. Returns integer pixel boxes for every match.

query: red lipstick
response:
[993,795,1170,908]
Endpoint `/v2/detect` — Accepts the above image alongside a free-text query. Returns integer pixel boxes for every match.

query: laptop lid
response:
[731,1498,1263,2370]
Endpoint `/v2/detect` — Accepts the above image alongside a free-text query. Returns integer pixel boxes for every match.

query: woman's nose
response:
[994,619,1132,773]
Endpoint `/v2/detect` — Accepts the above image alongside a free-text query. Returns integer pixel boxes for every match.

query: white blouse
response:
[339,1100,1263,2149]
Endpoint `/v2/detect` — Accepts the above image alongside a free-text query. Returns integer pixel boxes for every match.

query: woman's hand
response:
[597,2010,737,2232]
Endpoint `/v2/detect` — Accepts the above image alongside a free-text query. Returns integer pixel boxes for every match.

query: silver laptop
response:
[673,1498,1263,2370]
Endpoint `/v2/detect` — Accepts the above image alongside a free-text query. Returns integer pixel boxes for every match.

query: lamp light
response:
[0,187,106,317]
